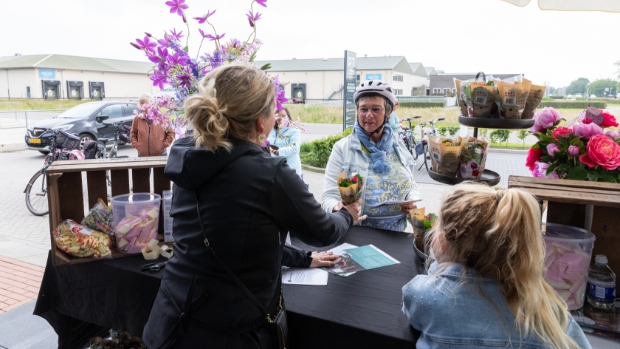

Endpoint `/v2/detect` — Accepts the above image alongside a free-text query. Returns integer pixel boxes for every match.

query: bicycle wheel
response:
[25,171,49,216]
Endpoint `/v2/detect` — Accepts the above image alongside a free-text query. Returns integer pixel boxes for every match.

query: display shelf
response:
[428,169,501,186]
[458,116,535,130]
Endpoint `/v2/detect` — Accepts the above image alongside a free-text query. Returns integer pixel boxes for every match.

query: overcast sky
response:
[1,0,618,88]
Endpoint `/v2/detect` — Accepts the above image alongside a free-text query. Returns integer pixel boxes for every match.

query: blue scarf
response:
[355,122,393,173]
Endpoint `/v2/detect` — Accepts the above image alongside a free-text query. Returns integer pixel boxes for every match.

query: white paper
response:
[282,268,328,285]
[327,243,358,255]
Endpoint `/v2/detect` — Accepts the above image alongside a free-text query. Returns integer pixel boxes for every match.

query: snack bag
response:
[82,198,114,236]
[428,135,463,176]
[459,137,489,180]
[337,172,363,205]
[498,79,531,119]
[521,83,546,119]
[53,219,112,259]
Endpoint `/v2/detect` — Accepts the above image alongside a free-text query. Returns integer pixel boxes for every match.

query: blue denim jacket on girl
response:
[402,262,591,349]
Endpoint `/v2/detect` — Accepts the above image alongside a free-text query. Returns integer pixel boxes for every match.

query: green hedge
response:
[538,101,607,109]
[599,98,620,105]
[549,96,564,100]
[300,128,352,168]
[399,102,444,108]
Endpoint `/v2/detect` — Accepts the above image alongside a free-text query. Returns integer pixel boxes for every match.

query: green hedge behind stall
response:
[300,128,352,168]
[538,101,607,109]
[398,102,444,108]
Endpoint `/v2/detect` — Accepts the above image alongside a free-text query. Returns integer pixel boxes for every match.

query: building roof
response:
[408,62,428,77]
[254,56,414,74]
[425,67,438,75]
[0,54,153,74]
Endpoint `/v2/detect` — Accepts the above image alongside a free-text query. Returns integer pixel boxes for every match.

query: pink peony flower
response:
[585,134,620,170]
[552,126,572,139]
[525,147,542,170]
[532,161,559,179]
[605,130,619,140]
[573,123,603,139]
[546,143,560,156]
[531,107,560,133]
[579,154,597,168]
[568,145,580,156]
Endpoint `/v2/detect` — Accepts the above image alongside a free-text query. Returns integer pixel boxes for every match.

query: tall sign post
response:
[343,50,357,131]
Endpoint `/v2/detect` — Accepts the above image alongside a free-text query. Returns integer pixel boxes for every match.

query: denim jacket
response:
[321,128,420,214]
[402,262,591,349]
[267,127,302,177]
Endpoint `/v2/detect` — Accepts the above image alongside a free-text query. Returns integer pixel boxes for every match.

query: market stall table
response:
[34,226,424,349]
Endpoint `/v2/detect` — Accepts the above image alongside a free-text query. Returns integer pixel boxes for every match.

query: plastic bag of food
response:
[459,137,489,180]
[521,83,546,119]
[82,198,114,236]
[53,219,112,259]
[428,135,463,176]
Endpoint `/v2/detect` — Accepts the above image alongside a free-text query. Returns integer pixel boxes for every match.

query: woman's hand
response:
[331,201,344,212]
[400,202,417,215]
[344,199,367,225]
[270,148,278,155]
[309,251,340,268]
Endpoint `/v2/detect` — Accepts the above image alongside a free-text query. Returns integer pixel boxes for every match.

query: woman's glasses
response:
[358,107,385,115]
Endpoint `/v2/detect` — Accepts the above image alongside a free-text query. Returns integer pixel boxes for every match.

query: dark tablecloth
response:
[34,226,423,349]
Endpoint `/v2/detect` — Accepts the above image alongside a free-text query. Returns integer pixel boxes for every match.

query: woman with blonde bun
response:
[402,183,590,349]
[143,64,365,349]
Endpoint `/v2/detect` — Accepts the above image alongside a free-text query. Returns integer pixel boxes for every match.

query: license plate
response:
[29,138,41,144]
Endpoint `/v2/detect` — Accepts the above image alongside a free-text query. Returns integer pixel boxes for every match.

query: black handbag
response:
[194,193,289,349]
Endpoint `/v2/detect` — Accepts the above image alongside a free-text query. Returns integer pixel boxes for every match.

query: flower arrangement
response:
[337,172,363,205]
[412,208,437,260]
[130,0,286,137]
[526,107,620,182]
[134,95,187,138]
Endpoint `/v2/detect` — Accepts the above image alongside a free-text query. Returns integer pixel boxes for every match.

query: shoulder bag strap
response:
[194,192,279,323]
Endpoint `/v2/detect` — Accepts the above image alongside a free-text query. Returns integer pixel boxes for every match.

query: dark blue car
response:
[25,101,138,153]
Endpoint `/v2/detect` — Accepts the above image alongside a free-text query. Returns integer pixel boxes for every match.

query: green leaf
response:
[600,172,617,183]
[546,162,559,174]
[183,46,189,52]
[587,170,600,182]
[568,166,588,180]
[259,63,271,71]
[541,156,553,162]
[555,163,571,171]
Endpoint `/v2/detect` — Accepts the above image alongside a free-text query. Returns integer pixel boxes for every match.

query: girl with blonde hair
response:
[402,183,590,349]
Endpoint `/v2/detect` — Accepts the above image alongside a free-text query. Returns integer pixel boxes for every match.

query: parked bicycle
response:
[416,117,445,172]
[398,116,422,159]
[24,130,82,216]
[25,117,131,216]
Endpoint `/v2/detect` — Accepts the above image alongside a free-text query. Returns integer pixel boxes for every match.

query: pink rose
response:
[546,143,560,156]
[579,154,597,168]
[531,107,560,133]
[525,146,542,170]
[605,130,619,140]
[573,123,603,139]
[531,161,559,179]
[585,134,620,170]
[568,145,580,156]
[552,126,572,139]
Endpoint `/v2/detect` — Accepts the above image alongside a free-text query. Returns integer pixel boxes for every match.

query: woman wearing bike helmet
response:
[322,81,421,232]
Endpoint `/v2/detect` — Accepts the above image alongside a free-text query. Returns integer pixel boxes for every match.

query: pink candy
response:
[115,207,160,254]
[544,241,590,310]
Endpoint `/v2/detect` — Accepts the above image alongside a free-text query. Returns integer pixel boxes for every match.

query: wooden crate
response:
[46,156,171,266]
[508,175,620,275]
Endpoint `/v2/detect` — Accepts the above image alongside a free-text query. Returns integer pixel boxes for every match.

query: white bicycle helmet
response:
[353,80,396,108]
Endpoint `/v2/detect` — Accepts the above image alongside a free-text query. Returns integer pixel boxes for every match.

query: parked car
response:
[25,101,138,154]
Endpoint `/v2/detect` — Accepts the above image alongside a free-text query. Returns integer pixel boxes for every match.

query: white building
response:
[254,56,430,101]
[0,54,153,100]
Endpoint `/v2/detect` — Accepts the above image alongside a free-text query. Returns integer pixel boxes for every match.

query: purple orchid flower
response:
[169,28,184,41]
[134,36,157,52]
[206,33,226,41]
[157,33,172,47]
[130,42,141,50]
[176,74,192,89]
[198,28,209,38]
[167,52,189,66]
[150,71,168,89]
[246,10,262,27]
[165,0,188,16]
[255,0,267,8]
[276,89,287,111]
[194,10,216,24]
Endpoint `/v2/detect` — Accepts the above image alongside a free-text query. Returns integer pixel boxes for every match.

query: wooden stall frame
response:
[46,157,170,266]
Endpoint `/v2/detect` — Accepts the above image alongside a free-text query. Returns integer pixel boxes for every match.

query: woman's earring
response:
[258,133,267,143]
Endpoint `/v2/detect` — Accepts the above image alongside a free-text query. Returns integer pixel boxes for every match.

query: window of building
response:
[393,75,403,82]
[433,88,441,94]
[393,89,403,95]
[443,88,450,95]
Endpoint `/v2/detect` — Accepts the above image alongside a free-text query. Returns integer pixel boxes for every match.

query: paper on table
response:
[324,243,359,277]
[368,199,420,208]
[282,268,328,285]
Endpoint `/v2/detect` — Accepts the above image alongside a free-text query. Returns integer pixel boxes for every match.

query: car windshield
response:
[56,103,104,119]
